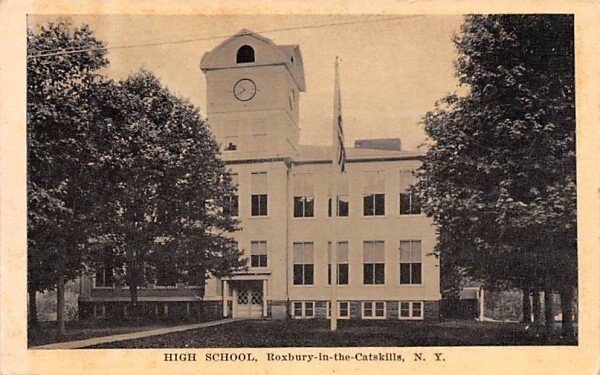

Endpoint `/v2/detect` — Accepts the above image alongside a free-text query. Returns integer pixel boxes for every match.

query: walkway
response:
[30,318,238,349]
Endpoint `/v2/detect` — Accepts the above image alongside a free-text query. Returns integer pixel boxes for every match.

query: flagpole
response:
[330,56,343,331]
[330,177,338,330]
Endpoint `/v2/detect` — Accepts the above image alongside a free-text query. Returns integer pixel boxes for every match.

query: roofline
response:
[293,156,423,165]
[222,155,422,166]
[223,157,292,166]
[204,29,276,60]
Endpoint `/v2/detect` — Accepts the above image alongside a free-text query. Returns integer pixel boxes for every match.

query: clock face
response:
[233,79,257,101]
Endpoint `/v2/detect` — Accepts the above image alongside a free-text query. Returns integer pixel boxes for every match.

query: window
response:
[293,173,314,217]
[363,241,385,284]
[293,242,314,285]
[328,195,349,217]
[328,175,349,217]
[250,241,267,268]
[400,193,421,215]
[362,301,386,319]
[399,301,423,319]
[94,246,116,287]
[251,172,268,216]
[291,301,315,318]
[223,195,239,216]
[294,196,314,217]
[363,170,385,216]
[251,195,267,216]
[236,45,255,63]
[399,171,421,215]
[400,240,422,285]
[363,194,385,216]
[223,173,239,216]
[328,241,349,285]
[327,301,350,319]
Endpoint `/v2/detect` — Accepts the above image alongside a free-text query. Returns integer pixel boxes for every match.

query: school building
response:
[79,29,441,321]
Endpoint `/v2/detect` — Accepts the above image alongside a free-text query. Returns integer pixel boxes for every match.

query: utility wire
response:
[28,15,423,59]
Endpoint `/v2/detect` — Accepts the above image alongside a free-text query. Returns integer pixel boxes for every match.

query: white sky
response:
[29,15,464,150]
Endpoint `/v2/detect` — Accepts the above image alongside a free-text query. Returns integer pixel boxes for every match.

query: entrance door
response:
[234,282,263,318]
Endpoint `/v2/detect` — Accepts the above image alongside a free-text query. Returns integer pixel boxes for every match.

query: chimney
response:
[354,138,401,151]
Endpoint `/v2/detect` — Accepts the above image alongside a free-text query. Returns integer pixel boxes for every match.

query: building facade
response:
[79,29,440,321]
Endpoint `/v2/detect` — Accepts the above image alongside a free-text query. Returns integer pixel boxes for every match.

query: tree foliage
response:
[90,71,246,311]
[28,20,246,324]
[416,15,576,296]
[27,20,109,300]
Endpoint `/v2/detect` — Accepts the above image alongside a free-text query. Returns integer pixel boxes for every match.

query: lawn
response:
[28,320,182,347]
[88,319,577,348]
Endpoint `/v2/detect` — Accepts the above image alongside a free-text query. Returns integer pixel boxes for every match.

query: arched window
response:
[236,45,255,63]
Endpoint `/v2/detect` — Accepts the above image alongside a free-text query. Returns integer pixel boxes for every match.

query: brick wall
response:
[79,300,222,322]
[268,300,287,319]
[424,300,440,321]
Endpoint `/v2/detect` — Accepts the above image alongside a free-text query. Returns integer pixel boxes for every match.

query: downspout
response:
[285,158,292,317]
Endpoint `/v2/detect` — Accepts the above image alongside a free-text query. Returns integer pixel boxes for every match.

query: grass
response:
[28,320,183,347]
[87,319,577,349]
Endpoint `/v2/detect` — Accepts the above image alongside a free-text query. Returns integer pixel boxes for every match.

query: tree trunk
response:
[56,273,66,336]
[28,283,38,327]
[197,271,206,322]
[522,288,531,323]
[127,247,139,322]
[198,287,206,322]
[559,286,575,340]
[532,289,542,326]
[544,288,554,326]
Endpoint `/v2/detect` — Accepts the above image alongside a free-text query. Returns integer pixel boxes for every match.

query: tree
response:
[27,20,109,333]
[416,15,576,338]
[91,71,246,319]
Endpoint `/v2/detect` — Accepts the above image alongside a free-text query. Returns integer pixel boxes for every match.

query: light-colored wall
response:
[287,160,439,302]
[205,65,300,157]
[202,31,439,304]
[205,160,291,300]
[205,158,441,303]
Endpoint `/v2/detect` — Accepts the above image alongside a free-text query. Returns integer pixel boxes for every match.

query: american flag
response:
[333,57,346,173]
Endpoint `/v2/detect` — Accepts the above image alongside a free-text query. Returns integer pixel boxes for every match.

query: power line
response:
[28,15,423,59]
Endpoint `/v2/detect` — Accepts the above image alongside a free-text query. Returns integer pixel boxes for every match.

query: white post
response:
[222,280,228,317]
[329,56,343,331]
[263,279,268,317]
[479,288,485,321]
[232,288,238,318]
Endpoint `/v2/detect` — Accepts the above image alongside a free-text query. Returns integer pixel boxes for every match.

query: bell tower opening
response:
[236,45,255,63]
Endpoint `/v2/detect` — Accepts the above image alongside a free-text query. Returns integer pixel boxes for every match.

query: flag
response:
[333,57,346,173]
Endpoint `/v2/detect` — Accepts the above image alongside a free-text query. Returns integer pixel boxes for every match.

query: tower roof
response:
[200,29,306,91]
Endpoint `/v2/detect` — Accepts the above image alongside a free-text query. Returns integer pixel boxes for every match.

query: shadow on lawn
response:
[28,319,184,347]
[87,319,577,349]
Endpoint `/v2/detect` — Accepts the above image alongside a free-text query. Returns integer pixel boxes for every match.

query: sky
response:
[29,15,464,150]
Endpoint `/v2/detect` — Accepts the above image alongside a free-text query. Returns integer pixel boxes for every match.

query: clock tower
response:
[200,29,306,158]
